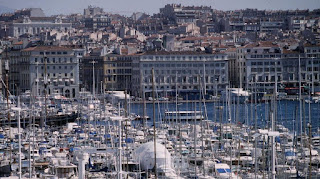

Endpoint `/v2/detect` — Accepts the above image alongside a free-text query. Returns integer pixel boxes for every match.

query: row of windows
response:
[39,51,68,55]
[143,76,225,84]
[34,57,75,63]
[308,60,320,64]
[37,66,73,70]
[106,69,131,74]
[251,61,281,66]
[251,67,282,72]
[144,69,226,75]
[143,85,223,90]
[40,73,74,77]
[249,73,320,82]
[306,49,320,53]
[142,63,226,68]
[249,75,281,82]
[142,55,227,60]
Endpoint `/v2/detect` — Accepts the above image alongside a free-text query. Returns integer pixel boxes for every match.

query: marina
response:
[0,90,319,178]
[0,1,319,178]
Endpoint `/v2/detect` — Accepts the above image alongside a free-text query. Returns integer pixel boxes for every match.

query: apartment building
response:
[237,42,320,94]
[236,41,281,89]
[131,51,229,99]
[11,16,72,38]
[104,54,138,92]
[22,46,84,98]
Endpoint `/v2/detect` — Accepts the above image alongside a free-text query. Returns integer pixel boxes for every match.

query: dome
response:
[135,142,172,171]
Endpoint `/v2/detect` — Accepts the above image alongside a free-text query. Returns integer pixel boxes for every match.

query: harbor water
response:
[130,100,320,133]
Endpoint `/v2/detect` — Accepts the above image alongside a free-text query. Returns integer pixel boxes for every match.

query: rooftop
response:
[244,41,279,48]
[22,46,74,52]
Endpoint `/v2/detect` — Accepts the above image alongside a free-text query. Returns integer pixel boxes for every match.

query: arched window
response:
[65,89,70,98]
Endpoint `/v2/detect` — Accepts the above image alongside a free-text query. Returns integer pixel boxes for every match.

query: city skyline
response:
[0,0,319,16]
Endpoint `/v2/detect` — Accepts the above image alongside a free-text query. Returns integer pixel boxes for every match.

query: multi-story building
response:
[22,46,84,98]
[81,53,137,94]
[245,51,320,94]
[81,54,104,95]
[160,4,213,25]
[225,48,237,87]
[132,51,229,99]
[245,50,284,93]
[85,15,111,30]
[83,6,104,18]
[10,16,72,38]
[259,18,285,32]
[303,43,320,93]
[7,41,27,95]
[238,43,320,94]
[13,8,46,18]
[104,54,137,92]
[236,42,281,89]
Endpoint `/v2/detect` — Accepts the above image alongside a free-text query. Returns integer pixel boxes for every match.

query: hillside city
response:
[1,4,320,179]
[0,5,319,99]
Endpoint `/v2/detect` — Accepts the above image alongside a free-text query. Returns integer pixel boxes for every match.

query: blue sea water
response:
[130,100,320,133]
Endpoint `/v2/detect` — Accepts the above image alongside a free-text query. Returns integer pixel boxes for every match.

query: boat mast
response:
[124,89,129,174]
[17,98,22,179]
[199,74,205,176]
[193,102,197,176]
[118,118,122,179]
[140,70,147,134]
[151,68,157,178]
[90,60,96,98]
[270,58,279,179]
[43,52,48,128]
[271,111,276,179]
[308,123,312,178]
[311,57,314,95]
[298,55,303,142]
[4,25,12,163]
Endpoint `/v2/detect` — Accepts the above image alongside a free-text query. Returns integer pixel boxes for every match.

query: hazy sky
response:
[1,0,319,16]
